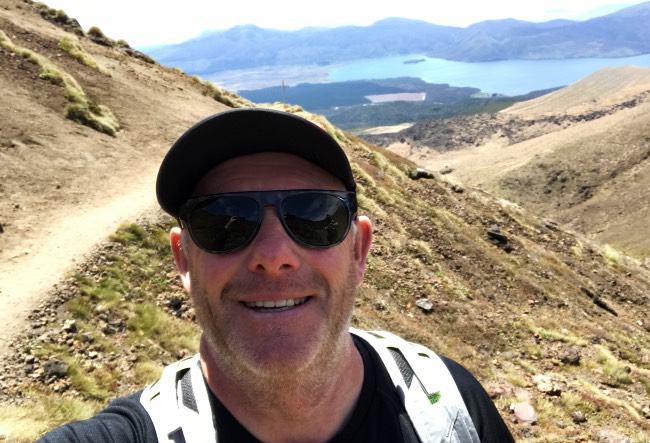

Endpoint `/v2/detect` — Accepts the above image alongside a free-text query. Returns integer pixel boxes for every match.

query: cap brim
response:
[156,108,356,217]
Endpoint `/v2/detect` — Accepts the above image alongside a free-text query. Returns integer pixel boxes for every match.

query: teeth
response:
[246,297,307,309]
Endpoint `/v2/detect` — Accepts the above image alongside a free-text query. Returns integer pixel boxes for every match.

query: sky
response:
[43,0,647,48]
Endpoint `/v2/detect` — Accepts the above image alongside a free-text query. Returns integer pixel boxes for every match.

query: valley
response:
[362,66,650,259]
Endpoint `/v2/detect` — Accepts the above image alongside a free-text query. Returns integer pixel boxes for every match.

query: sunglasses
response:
[179,189,358,253]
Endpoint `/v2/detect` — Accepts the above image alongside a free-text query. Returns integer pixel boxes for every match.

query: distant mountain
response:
[146,2,650,74]
[146,18,459,74]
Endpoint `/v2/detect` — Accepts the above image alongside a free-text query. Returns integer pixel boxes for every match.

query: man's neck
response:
[199,335,364,443]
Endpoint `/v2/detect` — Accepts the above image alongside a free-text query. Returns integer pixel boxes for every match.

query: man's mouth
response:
[244,297,310,312]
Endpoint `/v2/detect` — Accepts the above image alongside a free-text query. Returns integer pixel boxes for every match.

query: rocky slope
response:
[364,66,650,260]
[0,1,649,442]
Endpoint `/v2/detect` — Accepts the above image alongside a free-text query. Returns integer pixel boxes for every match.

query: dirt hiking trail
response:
[1,0,235,358]
[0,166,161,357]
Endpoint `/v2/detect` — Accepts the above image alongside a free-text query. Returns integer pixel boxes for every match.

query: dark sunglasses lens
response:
[189,197,259,252]
[282,194,350,247]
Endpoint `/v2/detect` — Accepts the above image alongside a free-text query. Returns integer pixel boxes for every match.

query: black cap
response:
[156,108,356,217]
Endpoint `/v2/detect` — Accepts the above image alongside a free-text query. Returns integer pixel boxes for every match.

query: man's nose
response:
[246,207,301,275]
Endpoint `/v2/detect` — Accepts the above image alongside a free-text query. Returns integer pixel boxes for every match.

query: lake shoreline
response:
[207,53,650,96]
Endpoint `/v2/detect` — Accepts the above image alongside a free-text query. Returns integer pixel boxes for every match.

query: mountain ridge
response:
[147,2,650,75]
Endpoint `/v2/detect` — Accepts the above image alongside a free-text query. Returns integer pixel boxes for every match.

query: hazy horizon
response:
[42,0,649,47]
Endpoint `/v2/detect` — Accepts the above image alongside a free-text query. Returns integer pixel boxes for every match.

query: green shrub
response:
[86,26,105,39]
[86,26,115,47]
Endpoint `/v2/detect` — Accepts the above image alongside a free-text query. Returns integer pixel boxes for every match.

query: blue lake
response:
[327,54,650,95]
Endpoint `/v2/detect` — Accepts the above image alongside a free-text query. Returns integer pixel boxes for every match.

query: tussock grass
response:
[0,30,120,136]
[59,37,111,76]
[67,359,114,401]
[77,274,124,307]
[560,390,599,417]
[192,76,254,108]
[505,372,528,387]
[351,163,377,188]
[516,358,540,376]
[290,110,349,147]
[0,394,99,442]
[602,244,622,265]
[407,239,436,264]
[527,323,588,347]
[578,379,643,420]
[596,345,634,386]
[373,187,397,206]
[356,193,387,218]
[86,26,114,47]
[110,223,168,250]
[133,361,164,386]
[371,151,409,181]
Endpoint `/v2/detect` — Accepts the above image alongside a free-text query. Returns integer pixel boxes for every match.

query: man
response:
[39,108,514,442]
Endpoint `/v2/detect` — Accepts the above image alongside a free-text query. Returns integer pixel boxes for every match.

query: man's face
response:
[172,152,371,380]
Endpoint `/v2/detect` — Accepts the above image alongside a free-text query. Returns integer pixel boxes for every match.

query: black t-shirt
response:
[37,336,514,442]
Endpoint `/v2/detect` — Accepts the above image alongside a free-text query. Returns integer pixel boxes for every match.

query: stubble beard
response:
[191,265,359,410]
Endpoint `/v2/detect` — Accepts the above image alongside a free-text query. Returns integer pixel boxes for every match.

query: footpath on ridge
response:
[0,168,161,359]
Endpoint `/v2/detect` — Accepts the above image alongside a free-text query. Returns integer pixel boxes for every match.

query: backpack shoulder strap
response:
[140,354,217,443]
[351,328,480,443]
[142,331,481,443]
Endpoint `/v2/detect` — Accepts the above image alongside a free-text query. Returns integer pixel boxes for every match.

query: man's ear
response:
[170,227,191,293]
[352,216,373,286]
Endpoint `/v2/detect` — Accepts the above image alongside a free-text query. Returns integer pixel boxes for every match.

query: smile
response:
[244,297,309,311]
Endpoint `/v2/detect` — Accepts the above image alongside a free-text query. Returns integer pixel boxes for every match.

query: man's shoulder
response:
[36,391,157,442]
[351,328,515,443]
[350,328,484,391]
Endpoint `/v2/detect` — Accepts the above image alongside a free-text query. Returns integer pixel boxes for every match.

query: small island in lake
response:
[404,58,426,64]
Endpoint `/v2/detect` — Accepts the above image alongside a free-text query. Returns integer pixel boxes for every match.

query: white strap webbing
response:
[140,355,195,443]
[176,358,218,443]
[141,354,217,443]
[350,328,480,443]
[143,329,480,443]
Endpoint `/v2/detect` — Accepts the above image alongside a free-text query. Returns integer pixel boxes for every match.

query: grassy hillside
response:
[2,108,650,441]
[1,2,649,442]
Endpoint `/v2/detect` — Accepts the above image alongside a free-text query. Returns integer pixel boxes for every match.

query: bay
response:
[327,54,650,95]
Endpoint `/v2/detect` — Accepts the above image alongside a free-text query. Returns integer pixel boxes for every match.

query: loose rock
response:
[44,359,68,379]
[440,166,454,175]
[415,298,434,312]
[511,402,538,424]
[559,347,581,365]
[571,411,588,424]
[409,168,435,180]
[63,319,77,333]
